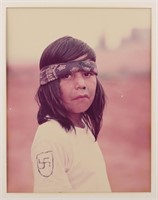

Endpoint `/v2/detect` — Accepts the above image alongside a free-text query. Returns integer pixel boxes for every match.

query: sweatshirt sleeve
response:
[31,125,73,193]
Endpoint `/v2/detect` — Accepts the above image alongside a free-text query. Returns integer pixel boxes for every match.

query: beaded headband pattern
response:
[40,60,98,85]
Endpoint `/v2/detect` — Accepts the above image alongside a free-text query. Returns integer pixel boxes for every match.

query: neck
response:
[69,113,85,128]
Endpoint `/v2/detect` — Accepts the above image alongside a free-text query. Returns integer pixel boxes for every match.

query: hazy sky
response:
[6,7,151,65]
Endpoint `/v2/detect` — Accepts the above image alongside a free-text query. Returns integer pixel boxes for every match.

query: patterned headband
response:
[40,60,98,85]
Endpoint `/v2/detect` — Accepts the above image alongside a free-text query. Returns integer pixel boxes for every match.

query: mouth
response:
[73,94,89,100]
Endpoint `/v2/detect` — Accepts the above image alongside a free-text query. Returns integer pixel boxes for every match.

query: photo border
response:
[1,0,157,200]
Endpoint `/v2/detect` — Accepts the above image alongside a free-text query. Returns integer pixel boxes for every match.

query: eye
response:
[62,73,72,79]
[84,72,95,77]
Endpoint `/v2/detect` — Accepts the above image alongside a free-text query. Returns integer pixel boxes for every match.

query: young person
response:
[31,36,111,193]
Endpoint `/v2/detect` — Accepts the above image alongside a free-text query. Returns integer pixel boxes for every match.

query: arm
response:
[31,140,72,193]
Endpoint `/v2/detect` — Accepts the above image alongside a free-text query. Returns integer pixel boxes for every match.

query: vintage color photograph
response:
[4,3,154,197]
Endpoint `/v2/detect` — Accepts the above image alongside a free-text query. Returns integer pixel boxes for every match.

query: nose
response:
[74,72,86,90]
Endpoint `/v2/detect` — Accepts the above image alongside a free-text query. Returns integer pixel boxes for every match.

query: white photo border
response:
[1,0,157,200]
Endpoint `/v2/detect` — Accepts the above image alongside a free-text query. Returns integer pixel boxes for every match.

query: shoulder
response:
[35,120,67,140]
[37,119,62,133]
[31,120,73,158]
[32,120,70,150]
[32,120,73,150]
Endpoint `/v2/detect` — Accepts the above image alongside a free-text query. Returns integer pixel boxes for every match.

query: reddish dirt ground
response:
[6,67,151,193]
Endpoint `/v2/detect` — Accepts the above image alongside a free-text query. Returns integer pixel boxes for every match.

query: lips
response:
[73,94,89,100]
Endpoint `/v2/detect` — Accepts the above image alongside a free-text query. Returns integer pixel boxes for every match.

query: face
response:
[59,69,97,115]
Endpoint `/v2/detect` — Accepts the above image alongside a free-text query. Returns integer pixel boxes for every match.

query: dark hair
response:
[36,36,106,140]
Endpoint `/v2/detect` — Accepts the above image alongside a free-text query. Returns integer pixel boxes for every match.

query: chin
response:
[72,106,90,113]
